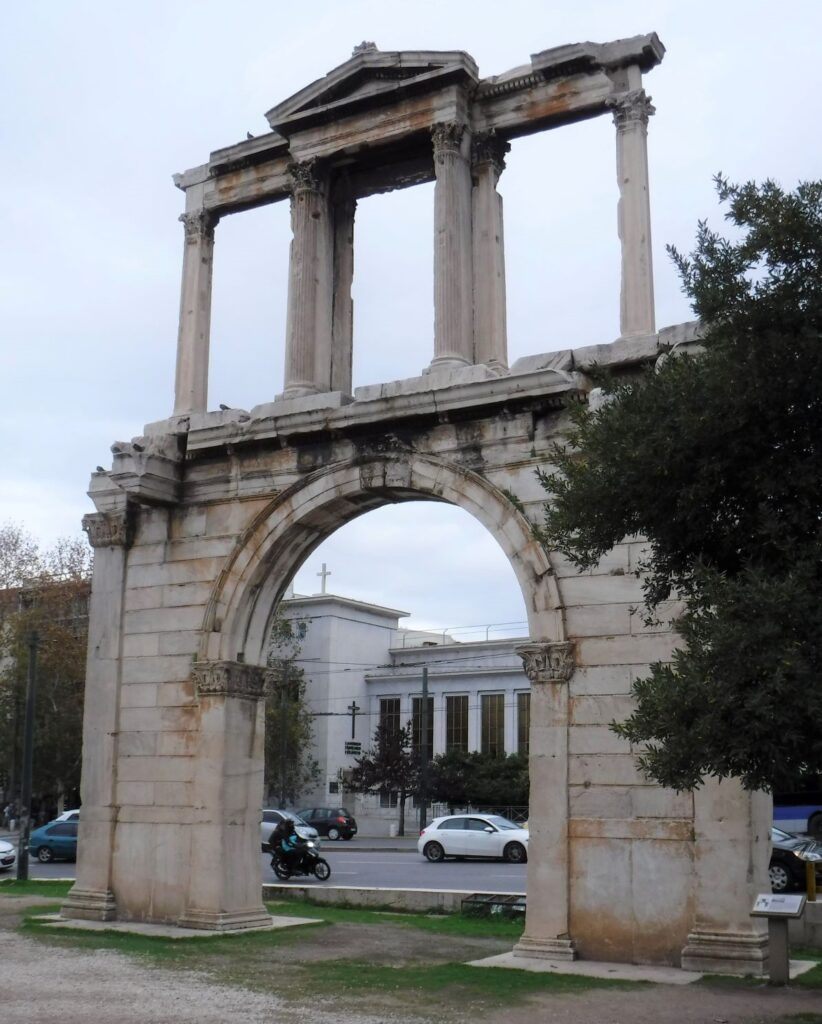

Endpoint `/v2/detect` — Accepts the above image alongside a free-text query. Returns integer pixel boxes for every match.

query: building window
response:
[480,693,505,757]
[445,695,468,753]
[411,696,434,754]
[379,697,401,736]
[379,790,399,808]
[517,691,531,755]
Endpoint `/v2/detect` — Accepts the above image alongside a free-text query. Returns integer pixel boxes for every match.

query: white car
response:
[260,809,320,851]
[0,838,17,873]
[55,809,80,822]
[418,814,529,864]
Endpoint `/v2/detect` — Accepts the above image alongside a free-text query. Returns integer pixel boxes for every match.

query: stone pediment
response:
[266,46,479,135]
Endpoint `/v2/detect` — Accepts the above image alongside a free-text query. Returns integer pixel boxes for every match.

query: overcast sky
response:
[3,1,821,631]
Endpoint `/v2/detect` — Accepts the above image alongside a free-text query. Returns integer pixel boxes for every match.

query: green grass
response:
[0,879,73,898]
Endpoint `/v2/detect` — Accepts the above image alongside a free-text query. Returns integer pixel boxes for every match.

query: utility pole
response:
[17,631,38,881]
[278,662,289,808]
[418,666,429,832]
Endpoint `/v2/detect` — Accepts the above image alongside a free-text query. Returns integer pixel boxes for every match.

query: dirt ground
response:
[2,896,820,1024]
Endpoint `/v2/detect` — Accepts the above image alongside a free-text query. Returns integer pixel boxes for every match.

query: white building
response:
[279,590,531,833]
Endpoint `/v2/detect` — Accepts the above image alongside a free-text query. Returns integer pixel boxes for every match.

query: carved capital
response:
[471,130,510,178]
[179,209,216,245]
[431,122,465,160]
[516,641,576,684]
[82,510,133,550]
[192,661,267,701]
[607,89,655,132]
[288,158,325,195]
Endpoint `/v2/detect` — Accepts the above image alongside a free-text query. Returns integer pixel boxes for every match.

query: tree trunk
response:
[398,791,406,836]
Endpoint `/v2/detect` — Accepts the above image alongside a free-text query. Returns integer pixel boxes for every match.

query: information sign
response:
[344,741,362,756]
[750,893,806,918]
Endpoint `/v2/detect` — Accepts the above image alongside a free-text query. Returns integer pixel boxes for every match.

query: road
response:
[20,846,526,892]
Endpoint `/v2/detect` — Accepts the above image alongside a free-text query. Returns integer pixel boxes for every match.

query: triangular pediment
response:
[266,48,478,134]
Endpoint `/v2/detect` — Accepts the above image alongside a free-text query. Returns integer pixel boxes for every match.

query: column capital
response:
[607,89,655,132]
[82,510,134,550]
[179,209,217,245]
[431,121,466,160]
[516,641,576,684]
[192,660,267,701]
[471,130,510,179]
[288,157,326,195]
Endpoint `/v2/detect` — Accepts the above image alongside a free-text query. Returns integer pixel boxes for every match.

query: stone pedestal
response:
[62,509,132,923]
[177,661,272,932]
[610,85,655,338]
[173,209,216,416]
[430,122,474,372]
[283,159,334,398]
[471,131,509,375]
[681,779,771,975]
[512,641,577,962]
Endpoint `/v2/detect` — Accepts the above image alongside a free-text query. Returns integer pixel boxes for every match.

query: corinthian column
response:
[513,640,577,961]
[609,89,656,338]
[430,122,474,371]
[330,193,356,395]
[173,209,217,415]
[472,131,510,375]
[62,508,133,923]
[283,159,334,398]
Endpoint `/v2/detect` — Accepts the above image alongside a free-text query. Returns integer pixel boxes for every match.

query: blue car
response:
[28,820,78,862]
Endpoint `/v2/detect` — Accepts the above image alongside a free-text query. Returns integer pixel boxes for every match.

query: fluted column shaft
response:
[611,88,656,337]
[283,159,334,397]
[472,132,509,375]
[174,210,216,415]
[513,641,577,961]
[331,194,356,395]
[431,122,474,371]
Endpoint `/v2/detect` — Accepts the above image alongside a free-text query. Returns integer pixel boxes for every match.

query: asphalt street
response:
[12,845,527,892]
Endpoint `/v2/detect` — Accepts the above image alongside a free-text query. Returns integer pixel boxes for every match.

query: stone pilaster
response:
[178,660,272,931]
[62,509,133,923]
[283,158,334,398]
[331,193,356,395]
[173,208,217,415]
[430,122,474,372]
[608,89,656,338]
[681,779,770,974]
[513,640,577,962]
[471,131,509,375]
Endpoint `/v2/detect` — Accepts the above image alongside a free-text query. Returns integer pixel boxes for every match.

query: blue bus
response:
[774,788,822,839]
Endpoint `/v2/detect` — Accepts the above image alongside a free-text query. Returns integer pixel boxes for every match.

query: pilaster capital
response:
[288,157,325,195]
[471,130,510,178]
[82,510,134,550]
[515,641,576,685]
[431,121,466,161]
[179,209,217,245]
[607,89,655,132]
[192,660,267,701]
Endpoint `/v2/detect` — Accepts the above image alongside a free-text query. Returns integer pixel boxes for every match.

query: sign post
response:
[751,893,806,985]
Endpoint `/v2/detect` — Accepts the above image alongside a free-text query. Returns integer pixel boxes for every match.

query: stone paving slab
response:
[31,912,321,938]
[468,951,819,984]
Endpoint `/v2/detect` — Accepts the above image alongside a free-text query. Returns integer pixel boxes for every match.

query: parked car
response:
[298,807,357,841]
[0,838,17,873]
[260,810,319,852]
[55,809,80,822]
[770,826,822,893]
[28,820,78,863]
[418,814,528,863]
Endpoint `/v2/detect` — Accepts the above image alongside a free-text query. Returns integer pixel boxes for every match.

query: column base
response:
[61,886,117,922]
[177,906,274,932]
[425,355,472,373]
[513,935,577,961]
[681,929,769,976]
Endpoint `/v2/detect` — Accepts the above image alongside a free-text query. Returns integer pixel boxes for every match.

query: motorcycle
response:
[271,840,331,881]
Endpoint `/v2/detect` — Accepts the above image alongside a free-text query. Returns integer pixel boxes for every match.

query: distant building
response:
[278,591,530,832]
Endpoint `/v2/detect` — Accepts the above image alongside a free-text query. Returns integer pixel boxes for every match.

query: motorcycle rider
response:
[278,818,307,872]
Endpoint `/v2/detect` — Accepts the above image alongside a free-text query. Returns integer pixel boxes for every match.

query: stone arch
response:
[200,450,565,668]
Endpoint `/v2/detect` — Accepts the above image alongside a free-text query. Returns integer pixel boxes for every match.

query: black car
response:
[770,826,814,893]
[298,807,357,840]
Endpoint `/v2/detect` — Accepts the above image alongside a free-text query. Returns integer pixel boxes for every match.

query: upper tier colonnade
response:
[171,34,664,415]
